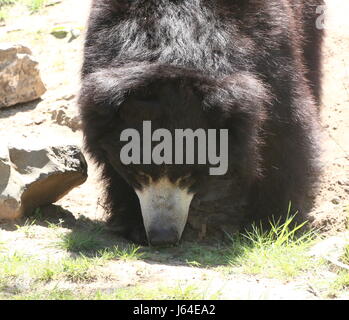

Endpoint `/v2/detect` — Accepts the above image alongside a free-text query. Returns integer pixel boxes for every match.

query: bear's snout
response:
[134,177,194,246]
[147,226,179,247]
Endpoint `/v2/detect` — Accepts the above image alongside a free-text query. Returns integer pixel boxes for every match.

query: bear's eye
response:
[136,171,152,185]
[177,174,194,187]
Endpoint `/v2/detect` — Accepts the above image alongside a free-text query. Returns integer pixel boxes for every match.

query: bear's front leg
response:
[101,163,147,245]
[245,117,321,226]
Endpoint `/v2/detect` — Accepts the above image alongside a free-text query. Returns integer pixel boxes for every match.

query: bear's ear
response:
[79,71,125,117]
[80,64,170,118]
[196,72,271,126]
[80,67,146,117]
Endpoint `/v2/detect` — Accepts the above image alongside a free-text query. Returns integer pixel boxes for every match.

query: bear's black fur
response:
[79,0,324,245]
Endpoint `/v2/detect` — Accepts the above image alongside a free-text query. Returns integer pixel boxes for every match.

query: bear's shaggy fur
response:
[79,0,324,244]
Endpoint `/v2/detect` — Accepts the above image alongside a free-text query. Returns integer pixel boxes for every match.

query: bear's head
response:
[80,63,270,245]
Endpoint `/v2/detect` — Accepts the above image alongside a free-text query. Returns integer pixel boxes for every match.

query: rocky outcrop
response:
[0,44,46,108]
[0,141,87,220]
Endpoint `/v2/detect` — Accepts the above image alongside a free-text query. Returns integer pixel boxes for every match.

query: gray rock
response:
[0,141,87,220]
[0,44,46,108]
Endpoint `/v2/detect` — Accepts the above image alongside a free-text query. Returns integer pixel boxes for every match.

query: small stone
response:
[331,198,340,205]
[51,104,82,132]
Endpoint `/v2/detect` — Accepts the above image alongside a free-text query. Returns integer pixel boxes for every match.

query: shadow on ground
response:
[0,99,41,119]
[0,204,239,268]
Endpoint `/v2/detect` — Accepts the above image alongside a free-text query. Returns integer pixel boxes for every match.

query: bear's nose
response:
[147,227,179,247]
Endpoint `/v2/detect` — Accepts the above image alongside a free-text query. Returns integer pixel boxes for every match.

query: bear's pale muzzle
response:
[135,177,194,246]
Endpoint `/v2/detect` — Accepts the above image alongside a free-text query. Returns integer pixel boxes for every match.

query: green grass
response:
[0,251,34,278]
[60,255,101,282]
[100,283,222,300]
[97,244,144,261]
[0,236,146,297]
[139,212,320,280]
[57,230,103,253]
[0,249,102,288]
[24,0,46,13]
[29,255,101,283]
[0,0,46,22]
[0,244,220,300]
[15,219,37,238]
[10,288,80,300]
[56,226,145,261]
[342,245,349,265]
[46,219,64,231]
[131,210,321,280]
[1,282,222,300]
[226,213,320,279]
[330,270,349,294]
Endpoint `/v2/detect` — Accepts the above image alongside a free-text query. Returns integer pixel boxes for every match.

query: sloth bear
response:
[79,0,324,246]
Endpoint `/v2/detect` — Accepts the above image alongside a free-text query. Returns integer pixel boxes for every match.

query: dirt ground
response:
[0,0,348,300]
